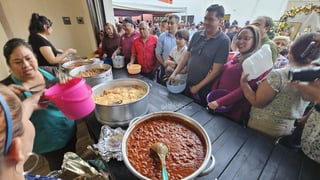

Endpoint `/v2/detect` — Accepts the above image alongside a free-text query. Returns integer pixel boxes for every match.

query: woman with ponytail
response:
[28,13,77,66]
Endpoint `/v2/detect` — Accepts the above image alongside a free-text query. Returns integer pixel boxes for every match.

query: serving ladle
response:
[150,142,169,180]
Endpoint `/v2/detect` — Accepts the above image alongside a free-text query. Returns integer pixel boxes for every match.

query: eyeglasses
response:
[0,94,13,156]
[236,36,254,41]
[204,16,219,23]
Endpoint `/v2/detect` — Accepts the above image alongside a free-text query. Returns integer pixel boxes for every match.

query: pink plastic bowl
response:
[44,78,95,120]
[206,89,232,113]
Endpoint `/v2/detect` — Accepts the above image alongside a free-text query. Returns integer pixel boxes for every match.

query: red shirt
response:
[131,35,158,73]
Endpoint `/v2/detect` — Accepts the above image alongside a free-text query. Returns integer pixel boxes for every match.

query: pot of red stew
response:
[122,112,215,180]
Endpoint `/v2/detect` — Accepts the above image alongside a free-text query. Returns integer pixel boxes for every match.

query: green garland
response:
[276,4,320,33]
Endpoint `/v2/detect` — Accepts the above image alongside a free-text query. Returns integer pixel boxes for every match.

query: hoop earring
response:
[22,152,39,175]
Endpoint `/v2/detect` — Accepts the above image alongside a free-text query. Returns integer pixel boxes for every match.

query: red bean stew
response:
[126,115,207,180]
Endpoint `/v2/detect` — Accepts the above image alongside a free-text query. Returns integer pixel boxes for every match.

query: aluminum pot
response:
[62,58,101,72]
[122,112,215,180]
[92,78,150,127]
[112,55,125,69]
[69,63,113,87]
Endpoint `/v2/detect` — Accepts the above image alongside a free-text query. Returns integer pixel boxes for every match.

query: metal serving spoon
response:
[150,142,169,180]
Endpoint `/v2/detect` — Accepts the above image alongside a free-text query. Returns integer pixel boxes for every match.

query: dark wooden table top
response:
[85,68,320,180]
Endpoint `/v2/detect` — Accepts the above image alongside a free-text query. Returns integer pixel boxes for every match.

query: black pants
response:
[41,133,77,171]
[141,71,156,80]
[183,84,212,107]
[156,65,166,86]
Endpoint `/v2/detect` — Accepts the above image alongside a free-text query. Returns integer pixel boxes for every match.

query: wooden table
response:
[85,68,320,180]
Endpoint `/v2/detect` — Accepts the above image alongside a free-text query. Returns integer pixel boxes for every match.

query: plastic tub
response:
[127,64,141,74]
[112,55,125,69]
[166,79,186,94]
[206,89,232,113]
[44,78,95,119]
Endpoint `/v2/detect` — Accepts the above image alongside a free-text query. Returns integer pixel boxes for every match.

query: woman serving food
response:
[1,38,77,171]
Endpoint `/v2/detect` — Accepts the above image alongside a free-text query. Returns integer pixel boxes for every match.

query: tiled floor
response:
[24,119,95,176]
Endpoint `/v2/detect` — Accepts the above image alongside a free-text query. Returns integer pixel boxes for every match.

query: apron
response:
[11,68,76,154]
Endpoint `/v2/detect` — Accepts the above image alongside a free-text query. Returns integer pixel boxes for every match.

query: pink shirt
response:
[120,30,140,64]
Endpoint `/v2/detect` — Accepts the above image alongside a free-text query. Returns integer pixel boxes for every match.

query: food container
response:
[69,63,113,87]
[62,58,101,72]
[166,79,186,94]
[44,78,95,120]
[122,112,215,180]
[127,64,141,74]
[206,89,232,113]
[112,55,125,69]
[92,78,150,127]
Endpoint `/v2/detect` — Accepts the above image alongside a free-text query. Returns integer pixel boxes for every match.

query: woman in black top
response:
[28,13,77,66]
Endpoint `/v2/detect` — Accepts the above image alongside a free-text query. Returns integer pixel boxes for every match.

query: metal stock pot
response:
[122,112,215,180]
[69,63,113,87]
[62,58,101,72]
[91,78,150,127]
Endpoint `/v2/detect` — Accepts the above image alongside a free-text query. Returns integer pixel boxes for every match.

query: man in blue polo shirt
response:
[169,4,230,106]
[155,14,180,85]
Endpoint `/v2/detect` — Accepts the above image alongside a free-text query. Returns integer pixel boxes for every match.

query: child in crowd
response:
[164,29,189,81]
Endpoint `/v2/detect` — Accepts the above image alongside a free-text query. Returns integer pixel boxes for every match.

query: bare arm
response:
[22,90,48,120]
[40,46,77,64]
[169,51,190,82]
[129,52,136,64]
[112,47,121,57]
[240,73,276,108]
[290,79,320,103]
[156,54,166,67]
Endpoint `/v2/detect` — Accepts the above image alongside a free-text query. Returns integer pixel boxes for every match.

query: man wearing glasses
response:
[112,17,140,65]
[169,4,230,106]
[156,15,180,85]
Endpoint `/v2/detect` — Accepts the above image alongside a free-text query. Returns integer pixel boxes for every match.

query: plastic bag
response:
[242,44,273,81]
[90,125,125,162]
[47,152,111,180]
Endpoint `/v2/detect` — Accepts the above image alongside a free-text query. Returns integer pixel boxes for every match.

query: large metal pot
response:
[122,112,215,180]
[112,55,125,69]
[92,78,150,127]
[62,58,101,72]
[69,63,113,87]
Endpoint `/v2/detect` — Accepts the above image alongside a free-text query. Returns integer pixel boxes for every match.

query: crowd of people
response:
[0,3,320,179]
[96,4,320,164]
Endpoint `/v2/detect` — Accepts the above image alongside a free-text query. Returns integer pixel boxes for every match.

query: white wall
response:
[0,0,99,79]
[173,0,288,27]
[0,21,10,78]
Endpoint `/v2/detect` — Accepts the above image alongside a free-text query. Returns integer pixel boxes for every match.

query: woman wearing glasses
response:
[207,25,264,125]
[28,13,77,66]
[1,38,77,172]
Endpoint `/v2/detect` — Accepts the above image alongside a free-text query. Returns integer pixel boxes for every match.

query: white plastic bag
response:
[242,44,273,81]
